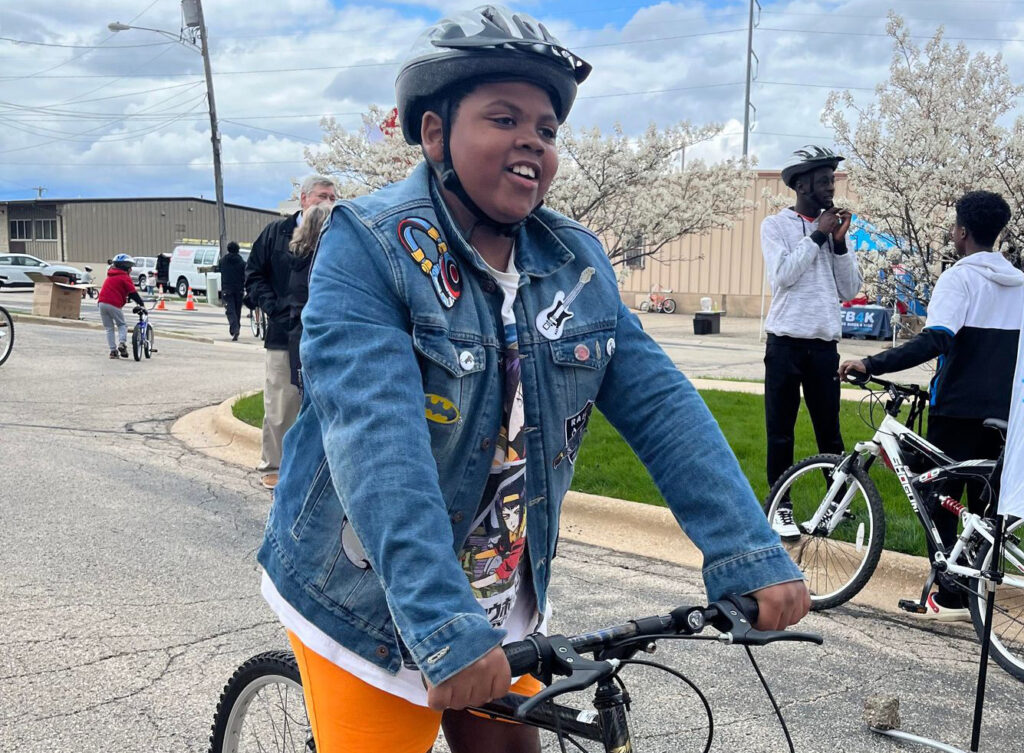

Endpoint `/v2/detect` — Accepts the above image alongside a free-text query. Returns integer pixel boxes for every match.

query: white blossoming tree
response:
[304,105,420,199]
[822,12,1024,307]
[305,109,754,264]
[544,122,754,266]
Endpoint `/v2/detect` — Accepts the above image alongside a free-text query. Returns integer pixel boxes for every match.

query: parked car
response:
[132,256,158,289]
[0,253,81,288]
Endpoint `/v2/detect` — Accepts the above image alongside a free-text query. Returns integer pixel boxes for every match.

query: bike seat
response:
[984,418,1008,434]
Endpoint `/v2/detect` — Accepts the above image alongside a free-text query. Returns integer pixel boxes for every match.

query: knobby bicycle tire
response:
[145,326,154,359]
[765,453,886,610]
[0,306,13,366]
[969,517,1024,683]
[209,650,313,753]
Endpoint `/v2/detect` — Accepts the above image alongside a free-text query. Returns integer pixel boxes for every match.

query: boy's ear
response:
[421,111,444,164]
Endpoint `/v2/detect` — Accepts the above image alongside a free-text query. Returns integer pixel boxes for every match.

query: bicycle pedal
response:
[898,599,926,614]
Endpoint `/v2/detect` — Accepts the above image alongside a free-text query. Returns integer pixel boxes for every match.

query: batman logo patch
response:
[425,393,460,424]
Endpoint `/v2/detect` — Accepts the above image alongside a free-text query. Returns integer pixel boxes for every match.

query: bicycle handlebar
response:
[502,595,822,718]
[844,371,929,400]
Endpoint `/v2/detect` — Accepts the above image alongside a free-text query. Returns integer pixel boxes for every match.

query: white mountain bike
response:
[764,374,1023,682]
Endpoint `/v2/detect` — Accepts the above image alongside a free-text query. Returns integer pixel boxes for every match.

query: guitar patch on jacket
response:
[397,217,462,309]
[535,267,595,340]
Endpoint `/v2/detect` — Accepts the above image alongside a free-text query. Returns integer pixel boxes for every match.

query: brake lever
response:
[708,597,823,647]
[515,635,618,718]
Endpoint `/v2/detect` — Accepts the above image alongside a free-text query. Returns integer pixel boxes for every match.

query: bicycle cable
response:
[614,657,715,753]
[743,645,796,753]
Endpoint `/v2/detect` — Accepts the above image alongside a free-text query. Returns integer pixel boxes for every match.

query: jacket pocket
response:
[548,328,615,407]
[290,458,331,541]
[412,324,487,460]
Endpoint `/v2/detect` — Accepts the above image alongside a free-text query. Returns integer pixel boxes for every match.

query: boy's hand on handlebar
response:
[425,646,511,711]
[838,358,867,381]
[750,580,810,631]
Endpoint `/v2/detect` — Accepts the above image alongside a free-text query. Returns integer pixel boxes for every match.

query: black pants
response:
[764,335,844,489]
[925,415,1004,606]
[223,290,243,338]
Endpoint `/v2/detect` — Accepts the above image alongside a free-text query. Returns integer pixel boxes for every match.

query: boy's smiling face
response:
[427,80,560,226]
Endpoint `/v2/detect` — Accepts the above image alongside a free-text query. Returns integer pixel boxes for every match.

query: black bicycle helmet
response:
[780,145,844,189]
[395,5,592,235]
[396,5,591,145]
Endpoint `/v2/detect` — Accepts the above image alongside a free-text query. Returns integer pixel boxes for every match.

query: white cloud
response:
[2,1,1023,207]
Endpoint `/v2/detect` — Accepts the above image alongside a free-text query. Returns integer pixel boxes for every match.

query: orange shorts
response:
[287,631,543,753]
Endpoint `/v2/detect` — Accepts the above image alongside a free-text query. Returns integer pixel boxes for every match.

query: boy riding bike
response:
[257,7,809,752]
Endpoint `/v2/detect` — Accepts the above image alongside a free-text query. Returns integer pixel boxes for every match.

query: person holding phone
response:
[760,146,862,538]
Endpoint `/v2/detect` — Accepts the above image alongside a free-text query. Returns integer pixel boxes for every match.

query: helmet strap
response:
[437,98,529,238]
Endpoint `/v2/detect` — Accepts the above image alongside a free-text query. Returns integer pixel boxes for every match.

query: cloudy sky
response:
[3,0,1024,210]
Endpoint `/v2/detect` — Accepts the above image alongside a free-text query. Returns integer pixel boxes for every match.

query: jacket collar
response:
[410,162,574,280]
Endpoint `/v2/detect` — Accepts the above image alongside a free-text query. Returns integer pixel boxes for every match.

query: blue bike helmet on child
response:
[111,253,135,271]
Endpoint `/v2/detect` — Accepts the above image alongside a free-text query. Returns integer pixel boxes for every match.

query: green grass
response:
[571,390,926,557]
[233,392,264,427]
[233,388,928,556]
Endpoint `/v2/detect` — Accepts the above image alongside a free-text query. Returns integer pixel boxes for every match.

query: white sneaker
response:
[772,507,800,540]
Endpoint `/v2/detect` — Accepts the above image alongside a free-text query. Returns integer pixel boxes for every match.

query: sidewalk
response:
[173,393,931,615]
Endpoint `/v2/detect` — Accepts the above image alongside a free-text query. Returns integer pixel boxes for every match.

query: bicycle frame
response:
[807,408,1023,597]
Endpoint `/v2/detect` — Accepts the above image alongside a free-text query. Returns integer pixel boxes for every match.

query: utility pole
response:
[182,0,227,259]
[31,186,46,199]
[742,0,760,158]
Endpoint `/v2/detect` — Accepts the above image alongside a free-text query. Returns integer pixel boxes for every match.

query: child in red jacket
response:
[98,254,146,359]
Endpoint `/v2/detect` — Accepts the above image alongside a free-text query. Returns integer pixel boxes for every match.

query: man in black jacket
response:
[246,175,337,489]
[217,241,247,341]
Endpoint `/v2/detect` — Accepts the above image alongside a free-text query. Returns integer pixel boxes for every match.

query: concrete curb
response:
[11,311,215,344]
[178,393,932,615]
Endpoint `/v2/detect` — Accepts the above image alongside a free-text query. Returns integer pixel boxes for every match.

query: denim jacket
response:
[258,162,802,687]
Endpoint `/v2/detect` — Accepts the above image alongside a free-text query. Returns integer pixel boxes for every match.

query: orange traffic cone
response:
[154,286,166,311]
[184,287,197,311]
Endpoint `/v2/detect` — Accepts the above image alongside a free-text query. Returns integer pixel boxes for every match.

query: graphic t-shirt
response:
[458,250,530,629]
[260,248,543,706]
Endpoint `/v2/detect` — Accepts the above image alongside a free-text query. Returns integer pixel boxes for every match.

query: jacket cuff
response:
[832,239,848,255]
[702,544,804,602]
[810,230,828,246]
[408,612,505,687]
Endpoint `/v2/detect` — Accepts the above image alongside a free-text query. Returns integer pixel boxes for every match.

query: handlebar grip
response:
[845,371,870,386]
[503,639,541,677]
[725,594,759,625]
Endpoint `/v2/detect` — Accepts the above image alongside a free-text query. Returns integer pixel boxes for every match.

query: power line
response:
[3,0,165,83]
[0,27,748,81]
[0,36,174,49]
[758,26,1024,44]
[756,80,876,92]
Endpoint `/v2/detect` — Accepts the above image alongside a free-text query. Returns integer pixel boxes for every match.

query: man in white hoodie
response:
[841,190,1024,620]
[762,146,862,537]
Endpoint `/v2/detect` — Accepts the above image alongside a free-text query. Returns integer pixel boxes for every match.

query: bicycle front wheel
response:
[766,453,886,610]
[0,306,13,366]
[969,517,1024,682]
[144,326,154,358]
[250,309,260,338]
[131,326,143,361]
[209,651,312,753]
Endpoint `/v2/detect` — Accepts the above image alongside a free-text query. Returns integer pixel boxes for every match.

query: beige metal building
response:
[618,171,853,317]
[0,197,283,268]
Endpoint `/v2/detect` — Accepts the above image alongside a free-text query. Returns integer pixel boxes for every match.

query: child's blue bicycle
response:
[131,305,156,361]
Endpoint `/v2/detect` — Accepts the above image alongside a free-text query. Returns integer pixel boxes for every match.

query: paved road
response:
[1,322,1017,752]
[1,287,934,384]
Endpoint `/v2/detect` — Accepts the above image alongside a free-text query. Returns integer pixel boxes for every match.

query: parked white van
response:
[166,243,251,298]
